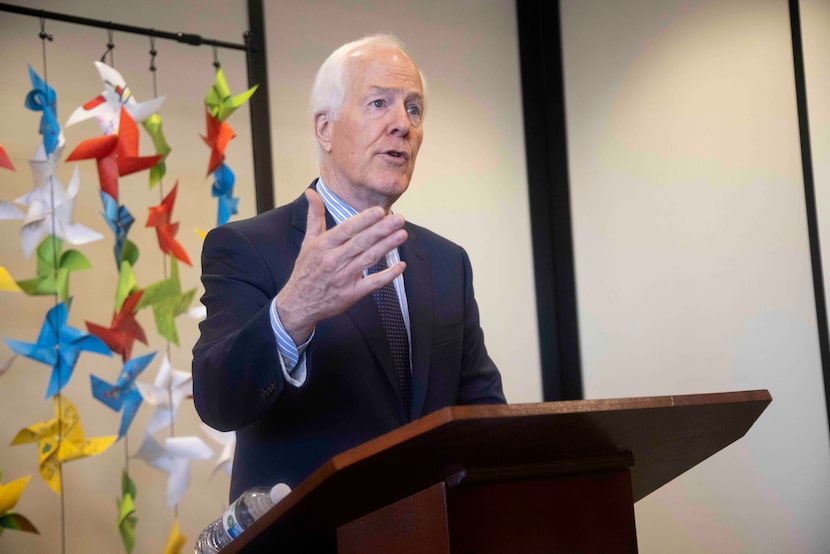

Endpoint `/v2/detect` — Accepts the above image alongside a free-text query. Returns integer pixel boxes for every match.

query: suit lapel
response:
[400,225,433,420]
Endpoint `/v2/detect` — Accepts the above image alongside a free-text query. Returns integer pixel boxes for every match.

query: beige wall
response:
[561,0,830,551]
[0,1,535,552]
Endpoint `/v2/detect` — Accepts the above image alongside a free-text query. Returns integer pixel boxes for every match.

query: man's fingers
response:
[304,189,327,238]
[356,261,407,297]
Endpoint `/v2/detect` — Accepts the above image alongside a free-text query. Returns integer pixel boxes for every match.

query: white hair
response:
[310,34,427,162]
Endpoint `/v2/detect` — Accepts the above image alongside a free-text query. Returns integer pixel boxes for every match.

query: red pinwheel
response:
[201,111,235,175]
[0,144,13,170]
[145,182,191,266]
[66,108,162,202]
[86,290,147,361]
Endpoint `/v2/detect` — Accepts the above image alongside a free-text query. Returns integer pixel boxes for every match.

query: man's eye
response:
[371,99,384,108]
[407,105,421,116]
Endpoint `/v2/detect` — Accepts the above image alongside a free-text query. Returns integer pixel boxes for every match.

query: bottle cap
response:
[270,482,291,504]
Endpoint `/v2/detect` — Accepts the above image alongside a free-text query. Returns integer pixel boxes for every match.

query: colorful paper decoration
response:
[204,67,257,123]
[136,355,192,434]
[133,434,212,507]
[5,302,112,398]
[66,108,162,202]
[201,111,235,176]
[100,191,138,268]
[86,261,147,362]
[66,61,165,134]
[0,473,39,538]
[163,518,186,554]
[116,471,138,553]
[200,423,235,478]
[16,237,92,303]
[25,65,63,156]
[145,182,191,266]
[0,267,22,292]
[10,396,117,494]
[143,114,172,188]
[211,163,239,226]
[90,351,156,438]
[134,258,196,346]
[0,145,14,170]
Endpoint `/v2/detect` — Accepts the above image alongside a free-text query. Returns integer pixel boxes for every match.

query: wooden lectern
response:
[221,390,771,553]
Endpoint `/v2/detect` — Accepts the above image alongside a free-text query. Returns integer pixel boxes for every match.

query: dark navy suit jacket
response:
[192,184,505,501]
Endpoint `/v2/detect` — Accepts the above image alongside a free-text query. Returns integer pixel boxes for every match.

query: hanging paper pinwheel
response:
[100,191,138,268]
[16,237,92,303]
[201,111,235,176]
[0,267,22,292]
[87,262,147,361]
[164,518,186,554]
[0,145,13,170]
[1,148,103,258]
[136,355,192,434]
[90,351,156,438]
[211,163,239,226]
[5,302,112,398]
[202,67,256,226]
[205,66,258,123]
[135,258,196,346]
[17,166,104,258]
[200,423,235,478]
[145,181,191,266]
[133,434,213,507]
[10,396,117,494]
[143,113,172,188]
[116,471,138,553]
[25,65,63,156]
[66,60,166,134]
[0,473,39,538]
[66,108,162,202]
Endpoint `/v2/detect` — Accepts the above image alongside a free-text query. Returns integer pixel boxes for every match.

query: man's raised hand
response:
[275,189,407,344]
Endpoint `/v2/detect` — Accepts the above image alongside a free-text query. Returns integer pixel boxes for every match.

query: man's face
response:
[318,46,424,211]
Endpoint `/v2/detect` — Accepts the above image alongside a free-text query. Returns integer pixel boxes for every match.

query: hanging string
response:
[147,34,179,521]
[99,26,115,65]
[38,16,67,554]
[212,44,221,69]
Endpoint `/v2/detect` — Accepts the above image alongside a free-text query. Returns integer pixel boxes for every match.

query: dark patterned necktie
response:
[368,257,412,414]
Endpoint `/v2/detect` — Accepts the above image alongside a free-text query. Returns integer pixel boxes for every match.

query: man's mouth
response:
[383,150,408,160]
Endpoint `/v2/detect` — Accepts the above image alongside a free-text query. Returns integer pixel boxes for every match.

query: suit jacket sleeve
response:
[192,222,289,431]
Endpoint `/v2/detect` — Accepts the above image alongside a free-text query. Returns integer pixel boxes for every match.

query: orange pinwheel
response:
[201,111,235,175]
[146,182,191,266]
[66,108,162,201]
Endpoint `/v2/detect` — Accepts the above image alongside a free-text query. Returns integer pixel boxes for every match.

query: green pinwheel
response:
[16,237,92,303]
[135,257,196,346]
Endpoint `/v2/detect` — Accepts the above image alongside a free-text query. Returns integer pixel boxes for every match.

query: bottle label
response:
[221,498,244,539]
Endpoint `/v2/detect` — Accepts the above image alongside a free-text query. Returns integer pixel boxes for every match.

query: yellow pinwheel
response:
[10,397,116,495]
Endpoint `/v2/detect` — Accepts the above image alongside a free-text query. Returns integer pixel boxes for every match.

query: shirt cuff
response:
[270,297,313,387]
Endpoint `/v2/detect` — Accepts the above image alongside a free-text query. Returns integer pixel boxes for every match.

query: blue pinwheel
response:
[100,191,137,267]
[211,162,239,226]
[5,302,112,398]
[24,65,61,156]
[90,351,156,438]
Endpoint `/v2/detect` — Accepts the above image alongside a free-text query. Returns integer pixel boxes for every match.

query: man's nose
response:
[387,103,411,136]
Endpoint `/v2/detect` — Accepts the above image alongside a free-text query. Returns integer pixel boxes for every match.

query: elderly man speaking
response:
[192,34,505,503]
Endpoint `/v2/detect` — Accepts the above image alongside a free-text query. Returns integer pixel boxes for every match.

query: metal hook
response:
[149,34,158,72]
[212,45,221,69]
[100,25,115,64]
[38,16,53,42]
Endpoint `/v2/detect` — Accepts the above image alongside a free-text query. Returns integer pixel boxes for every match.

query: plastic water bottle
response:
[194,483,292,553]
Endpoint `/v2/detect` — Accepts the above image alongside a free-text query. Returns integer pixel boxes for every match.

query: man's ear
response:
[314,112,333,153]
